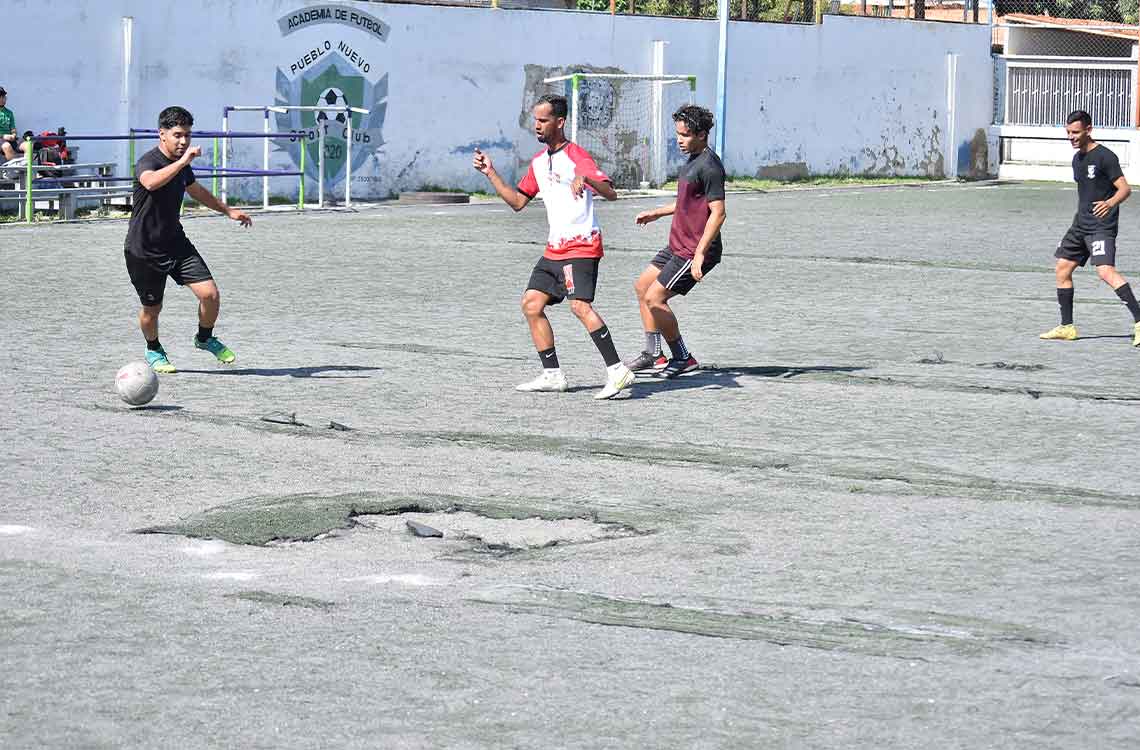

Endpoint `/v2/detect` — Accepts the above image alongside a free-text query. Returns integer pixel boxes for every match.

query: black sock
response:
[589,325,621,367]
[667,336,690,360]
[644,331,662,357]
[146,338,163,352]
[197,326,213,343]
[1113,283,1140,323]
[1057,288,1075,326]
[538,347,560,370]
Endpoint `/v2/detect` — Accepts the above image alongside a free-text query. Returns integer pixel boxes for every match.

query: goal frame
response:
[543,73,698,188]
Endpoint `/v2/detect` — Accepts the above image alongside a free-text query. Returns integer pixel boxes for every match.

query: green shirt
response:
[0,107,14,137]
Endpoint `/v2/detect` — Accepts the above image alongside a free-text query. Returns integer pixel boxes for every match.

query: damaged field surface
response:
[3,182,1140,748]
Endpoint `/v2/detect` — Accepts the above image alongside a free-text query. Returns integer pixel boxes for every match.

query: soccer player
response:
[0,86,29,161]
[1041,110,1140,346]
[125,106,251,374]
[472,94,635,400]
[625,105,726,378]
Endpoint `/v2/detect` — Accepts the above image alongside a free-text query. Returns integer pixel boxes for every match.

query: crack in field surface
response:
[468,586,1058,659]
[359,510,648,555]
[133,492,650,546]
[326,341,530,361]
[90,404,1140,510]
[225,591,337,610]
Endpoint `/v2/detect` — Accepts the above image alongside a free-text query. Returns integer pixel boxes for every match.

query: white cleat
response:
[516,369,568,393]
[595,363,635,400]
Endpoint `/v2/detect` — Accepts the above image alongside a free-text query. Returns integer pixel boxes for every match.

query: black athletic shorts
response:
[125,244,213,306]
[526,256,600,304]
[651,247,720,296]
[1056,226,1117,267]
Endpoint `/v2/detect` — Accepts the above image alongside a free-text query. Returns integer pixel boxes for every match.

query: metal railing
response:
[1003,60,1134,128]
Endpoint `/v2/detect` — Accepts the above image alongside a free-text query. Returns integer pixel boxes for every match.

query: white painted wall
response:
[2,0,993,200]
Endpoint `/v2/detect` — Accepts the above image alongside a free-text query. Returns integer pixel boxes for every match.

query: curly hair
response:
[673,105,714,136]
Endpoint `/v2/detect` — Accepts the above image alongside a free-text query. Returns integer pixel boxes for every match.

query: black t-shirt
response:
[125,147,196,258]
[1072,144,1124,234]
[669,148,726,260]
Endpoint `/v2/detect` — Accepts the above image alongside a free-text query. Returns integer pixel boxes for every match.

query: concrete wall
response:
[2,0,994,200]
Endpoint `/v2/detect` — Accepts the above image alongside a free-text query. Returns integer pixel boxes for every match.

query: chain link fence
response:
[374,0,991,23]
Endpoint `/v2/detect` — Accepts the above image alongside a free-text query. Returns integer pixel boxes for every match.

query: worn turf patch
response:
[225,590,336,610]
[469,586,1059,660]
[133,491,648,546]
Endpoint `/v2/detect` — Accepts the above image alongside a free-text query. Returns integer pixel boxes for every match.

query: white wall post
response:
[345,107,352,207]
[946,52,960,179]
[221,110,229,205]
[120,17,133,177]
[262,108,270,210]
[318,123,325,208]
[650,40,667,188]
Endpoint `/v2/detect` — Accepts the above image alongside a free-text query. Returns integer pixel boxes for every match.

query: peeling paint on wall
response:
[961,128,989,179]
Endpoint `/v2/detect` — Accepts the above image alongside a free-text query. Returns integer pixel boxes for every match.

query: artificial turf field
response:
[2,181,1139,748]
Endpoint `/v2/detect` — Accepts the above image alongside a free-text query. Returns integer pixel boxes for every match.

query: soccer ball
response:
[315,88,350,125]
[115,361,159,406]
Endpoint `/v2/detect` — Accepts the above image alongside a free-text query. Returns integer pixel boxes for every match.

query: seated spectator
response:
[0,87,29,161]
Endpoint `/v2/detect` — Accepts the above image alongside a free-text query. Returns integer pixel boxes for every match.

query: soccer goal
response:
[542,73,697,189]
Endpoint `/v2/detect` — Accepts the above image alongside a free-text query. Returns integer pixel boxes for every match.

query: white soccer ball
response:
[115,361,159,406]
[315,88,350,125]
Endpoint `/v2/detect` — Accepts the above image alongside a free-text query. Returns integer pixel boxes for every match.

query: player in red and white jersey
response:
[473,94,635,400]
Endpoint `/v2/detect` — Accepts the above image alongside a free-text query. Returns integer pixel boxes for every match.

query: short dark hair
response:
[1066,110,1092,127]
[535,94,568,119]
[673,105,714,137]
[158,106,194,130]
[0,87,7,97]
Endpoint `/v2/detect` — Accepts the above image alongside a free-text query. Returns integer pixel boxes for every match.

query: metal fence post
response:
[345,106,352,208]
[24,135,33,224]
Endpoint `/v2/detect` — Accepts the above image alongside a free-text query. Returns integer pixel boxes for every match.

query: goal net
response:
[542,73,697,189]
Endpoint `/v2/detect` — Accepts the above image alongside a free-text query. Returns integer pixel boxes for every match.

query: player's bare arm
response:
[635,201,676,225]
[690,199,726,282]
[139,146,201,192]
[572,174,617,201]
[1093,176,1131,218]
[186,182,252,226]
[473,148,530,212]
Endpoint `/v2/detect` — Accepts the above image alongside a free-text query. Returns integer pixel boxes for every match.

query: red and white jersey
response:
[517,142,610,260]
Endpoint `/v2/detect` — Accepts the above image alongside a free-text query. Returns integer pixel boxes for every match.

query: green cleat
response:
[1040,324,1078,341]
[194,336,236,364]
[145,347,176,374]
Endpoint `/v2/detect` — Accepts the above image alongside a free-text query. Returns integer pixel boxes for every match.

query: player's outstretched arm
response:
[139,146,201,192]
[635,201,676,225]
[473,148,530,212]
[576,175,617,201]
[186,182,253,227]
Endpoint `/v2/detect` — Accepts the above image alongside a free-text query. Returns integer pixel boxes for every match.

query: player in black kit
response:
[125,106,251,373]
[1041,110,1140,347]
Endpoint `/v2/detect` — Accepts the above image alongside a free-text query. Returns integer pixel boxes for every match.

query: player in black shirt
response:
[1041,110,1140,347]
[125,106,251,373]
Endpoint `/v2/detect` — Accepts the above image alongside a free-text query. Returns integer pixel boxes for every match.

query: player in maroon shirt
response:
[627,105,726,378]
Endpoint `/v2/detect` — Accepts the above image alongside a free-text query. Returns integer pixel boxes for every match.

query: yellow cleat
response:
[1133,322,1140,347]
[1040,324,1078,341]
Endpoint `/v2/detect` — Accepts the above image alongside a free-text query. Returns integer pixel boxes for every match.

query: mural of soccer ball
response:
[315,88,350,125]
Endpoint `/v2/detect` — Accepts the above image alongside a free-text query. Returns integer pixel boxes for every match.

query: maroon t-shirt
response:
[668,148,726,259]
